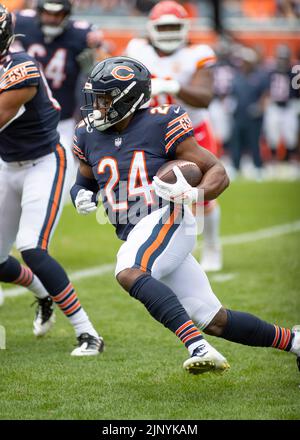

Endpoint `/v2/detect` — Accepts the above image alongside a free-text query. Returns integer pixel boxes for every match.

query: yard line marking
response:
[220,220,300,246]
[2,220,300,299]
[210,273,237,283]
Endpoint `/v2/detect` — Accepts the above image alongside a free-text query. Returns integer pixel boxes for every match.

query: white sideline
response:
[3,220,300,299]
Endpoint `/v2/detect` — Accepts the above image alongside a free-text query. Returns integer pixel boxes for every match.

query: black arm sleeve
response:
[70,169,99,207]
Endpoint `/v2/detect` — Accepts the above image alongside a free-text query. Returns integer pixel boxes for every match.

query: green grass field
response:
[0,181,299,420]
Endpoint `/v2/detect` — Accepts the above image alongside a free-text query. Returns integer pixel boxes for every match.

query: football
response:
[155,160,203,187]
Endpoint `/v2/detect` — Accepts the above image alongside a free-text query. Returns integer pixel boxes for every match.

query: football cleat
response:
[33,296,55,337]
[183,340,230,375]
[71,333,104,356]
[200,245,223,272]
[290,325,300,372]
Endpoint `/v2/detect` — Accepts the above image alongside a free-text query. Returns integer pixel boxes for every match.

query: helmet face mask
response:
[0,4,14,57]
[147,1,189,54]
[37,0,72,38]
[81,57,151,132]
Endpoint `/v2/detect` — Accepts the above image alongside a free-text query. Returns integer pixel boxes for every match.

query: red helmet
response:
[147,1,189,54]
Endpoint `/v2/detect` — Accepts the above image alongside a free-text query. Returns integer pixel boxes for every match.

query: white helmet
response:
[147,1,189,54]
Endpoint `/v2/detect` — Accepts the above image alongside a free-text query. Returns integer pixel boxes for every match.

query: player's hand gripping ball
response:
[153,160,203,204]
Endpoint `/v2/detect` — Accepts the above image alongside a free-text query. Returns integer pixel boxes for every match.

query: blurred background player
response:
[13,0,106,190]
[0,4,103,355]
[125,0,223,272]
[228,46,269,180]
[208,38,235,170]
[263,45,299,165]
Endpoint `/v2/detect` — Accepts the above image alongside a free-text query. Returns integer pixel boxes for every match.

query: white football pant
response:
[115,204,222,329]
[0,145,68,264]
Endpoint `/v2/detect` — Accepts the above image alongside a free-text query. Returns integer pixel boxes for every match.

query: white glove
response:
[75,189,97,215]
[153,166,199,204]
[151,78,180,97]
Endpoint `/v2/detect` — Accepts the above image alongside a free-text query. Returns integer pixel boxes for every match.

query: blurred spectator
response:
[263,45,299,160]
[276,0,300,18]
[229,47,269,178]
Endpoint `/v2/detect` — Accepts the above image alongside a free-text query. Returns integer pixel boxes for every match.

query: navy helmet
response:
[82,56,152,132]
[37,0,72,38]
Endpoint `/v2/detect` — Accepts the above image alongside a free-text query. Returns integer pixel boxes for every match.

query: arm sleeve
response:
[70,169,99,207]
[72,123,89,164]
[0,59,40,92]
[164,106,194,158]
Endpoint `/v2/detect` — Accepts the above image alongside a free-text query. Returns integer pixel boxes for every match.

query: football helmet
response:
[37,0,72,39]
[0,4,14,57]
[147,1,189,54]
[81,56,151,132]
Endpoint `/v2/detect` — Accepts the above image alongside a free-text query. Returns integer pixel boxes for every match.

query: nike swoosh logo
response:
[2,61,13,73]
[174,106,180,114]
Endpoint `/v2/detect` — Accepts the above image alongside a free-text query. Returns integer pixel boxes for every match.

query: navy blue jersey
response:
[0,51,61,162]
[73,105,194,240]
[14,10,94,120]
[269,69,298,106]
[213,61,235,97]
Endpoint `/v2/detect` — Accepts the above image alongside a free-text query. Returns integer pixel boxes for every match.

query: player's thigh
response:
[16,147,67,252]
[264,104,281,145]
[0,162,22,263]
[282,105,299,148]
[115,204,196,279]
[161,253,222,329]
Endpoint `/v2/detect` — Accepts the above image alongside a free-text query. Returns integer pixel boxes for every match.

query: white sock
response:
[203,204,221,249]
[28,276,49,299]
[68,309,99,338]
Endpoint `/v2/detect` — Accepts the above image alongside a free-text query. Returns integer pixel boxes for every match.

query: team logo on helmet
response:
[111,65,135,81]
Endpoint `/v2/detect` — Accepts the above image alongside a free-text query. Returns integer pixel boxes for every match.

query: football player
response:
[125,0,223,272]
[13,0,106,190]
[71,56,300,374]
[264,45,299,159]
[0,5,103,355]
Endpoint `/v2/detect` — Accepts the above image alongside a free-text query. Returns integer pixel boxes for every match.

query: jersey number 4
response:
[28,45,67,89]
[97,152,155,211]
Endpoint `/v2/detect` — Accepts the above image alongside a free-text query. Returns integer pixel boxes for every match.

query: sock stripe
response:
[175,320,202,347]
[53,283,73,302]
[182,330,203,344]
[55,289,75,305]
[60,293,77,309]
[14,266,25,284]
[175,320,194,336]
[272,325,292,350]
[279,328,291,350]
[52,283,82,317]
[65,302,81,316]
[272,325,280,347]
[13,266,34,287]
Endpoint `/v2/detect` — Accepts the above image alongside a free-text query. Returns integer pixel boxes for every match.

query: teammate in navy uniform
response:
[264,45,299,158]
[71,56,300,374]
[13,0,105,186]
[0,5,103,356]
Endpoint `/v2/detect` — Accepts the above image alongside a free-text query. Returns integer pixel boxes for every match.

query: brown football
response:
[155,160,203,187]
